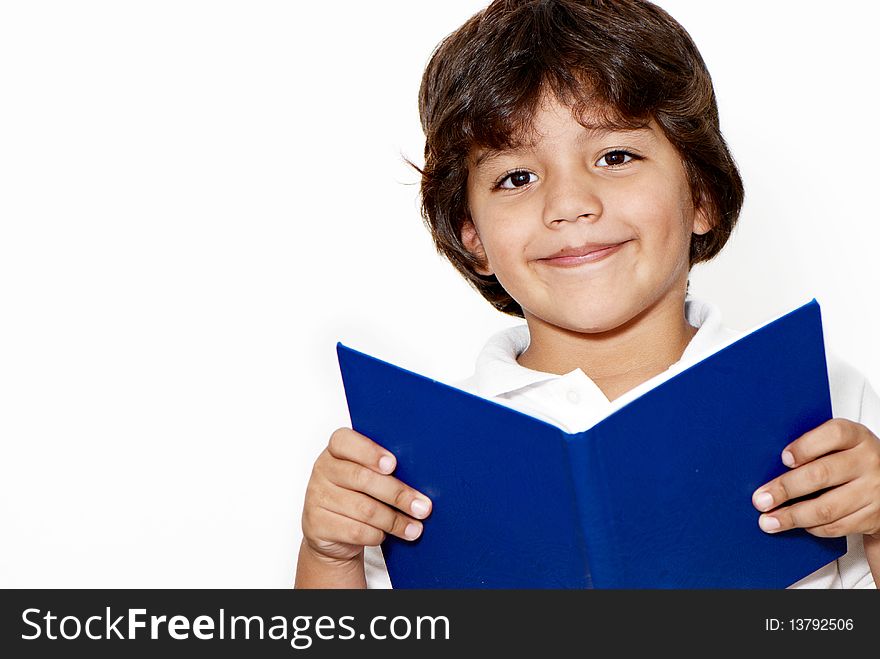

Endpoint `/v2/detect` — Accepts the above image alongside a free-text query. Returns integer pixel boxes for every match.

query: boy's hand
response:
[301,427,433,565]
[751,418,880,540]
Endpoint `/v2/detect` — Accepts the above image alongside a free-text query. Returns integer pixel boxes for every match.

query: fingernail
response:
[781,451,795,468]
[378,455,395,474]
[404,523,422,540]
[759,515,781,533]
[754,491,774,512]
[411,498,430,518]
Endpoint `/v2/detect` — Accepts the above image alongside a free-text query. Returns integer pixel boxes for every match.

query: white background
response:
[1,1,877,587]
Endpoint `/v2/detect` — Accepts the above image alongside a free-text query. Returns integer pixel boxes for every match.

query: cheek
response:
[624,188,693,245]
[483,236,524,280]
[477,212,531,266]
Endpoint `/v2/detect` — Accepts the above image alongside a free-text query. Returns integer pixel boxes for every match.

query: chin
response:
[537,302,639,335]
[561,317,629,335]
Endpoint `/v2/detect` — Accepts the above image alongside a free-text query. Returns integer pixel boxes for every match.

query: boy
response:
[295,0,880,589]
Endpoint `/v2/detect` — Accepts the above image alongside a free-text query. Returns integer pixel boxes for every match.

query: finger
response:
[752,450,858,512]
[307,506,388,548]
[805,500,879,538]
[757,481,866,534]
[324,488,424,541]
[782,418,864,469]
[331,460,433,520]
[326,427,397,474]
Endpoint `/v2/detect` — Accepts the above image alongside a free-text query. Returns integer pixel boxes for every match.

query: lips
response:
[538,240,630,267]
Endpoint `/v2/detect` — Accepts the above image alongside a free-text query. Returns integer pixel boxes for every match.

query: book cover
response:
[336,299,847,588]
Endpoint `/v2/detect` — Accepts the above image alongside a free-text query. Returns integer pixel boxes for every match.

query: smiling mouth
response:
[538,241,630,267]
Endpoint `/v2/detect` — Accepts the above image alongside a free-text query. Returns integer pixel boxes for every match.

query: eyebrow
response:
[472,123,654,170]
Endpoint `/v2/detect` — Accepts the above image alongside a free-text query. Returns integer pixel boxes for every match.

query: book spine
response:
[563,431,619,589]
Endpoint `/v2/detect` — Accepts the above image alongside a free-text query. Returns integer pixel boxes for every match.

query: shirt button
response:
[566,390,580,404]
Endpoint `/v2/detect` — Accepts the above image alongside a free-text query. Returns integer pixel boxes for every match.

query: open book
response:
[336,299,846,588]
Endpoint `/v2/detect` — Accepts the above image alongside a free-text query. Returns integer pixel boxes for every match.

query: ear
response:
[460,219,494,276]
[691,199,712,236]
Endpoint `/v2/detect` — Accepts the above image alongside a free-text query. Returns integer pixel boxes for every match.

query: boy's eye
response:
[596,150,635,167]
[493,151,638,189]
[497,170,537,189]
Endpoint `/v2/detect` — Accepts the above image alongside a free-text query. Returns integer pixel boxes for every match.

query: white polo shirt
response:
[365,296,877,589]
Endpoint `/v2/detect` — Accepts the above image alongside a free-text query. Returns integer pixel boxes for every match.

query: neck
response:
[517,291,697,402]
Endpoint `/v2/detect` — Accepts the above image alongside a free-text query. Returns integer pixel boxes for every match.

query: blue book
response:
[336,299,847,588]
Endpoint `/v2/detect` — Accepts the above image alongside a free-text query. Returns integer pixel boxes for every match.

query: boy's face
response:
[462,93,710,334]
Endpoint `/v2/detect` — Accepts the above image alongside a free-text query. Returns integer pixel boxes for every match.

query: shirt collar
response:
[462,295,739,400]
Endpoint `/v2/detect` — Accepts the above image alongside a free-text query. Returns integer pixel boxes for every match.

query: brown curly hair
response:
[413,0,744,318]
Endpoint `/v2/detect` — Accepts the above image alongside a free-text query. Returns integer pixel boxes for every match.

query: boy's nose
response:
[542,172,603,226]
